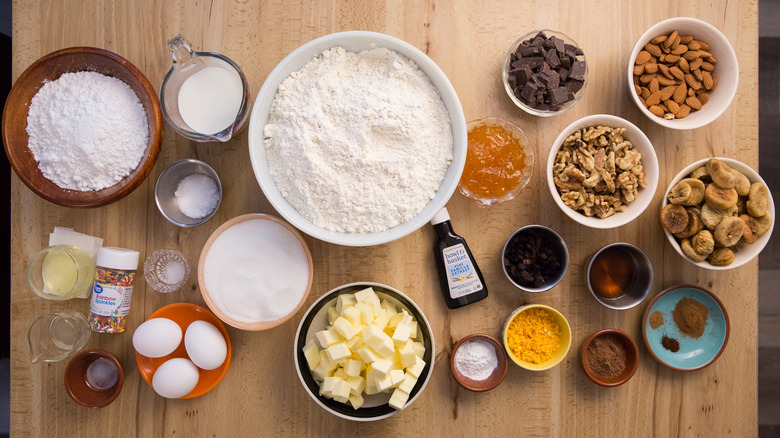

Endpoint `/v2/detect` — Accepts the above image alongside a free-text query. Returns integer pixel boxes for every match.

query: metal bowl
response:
[154,159,222,227]
[586,242,653,310]
[502,225,569,293]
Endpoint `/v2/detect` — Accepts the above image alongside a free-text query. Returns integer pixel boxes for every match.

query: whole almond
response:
[679,35,694,44]
[689,57,703,71]
[645,90,662,106]
[697,92,710,105]
[666,54,681,63]
[666,100,681,113]
[639,96,646,106]
[687,41,702,51]
[645,43,663,58]
[686,96,703,110]
[664,31,678,49]
[645,63,659,74]
[673,82,687,104]
[711,74,718,91]
[669,34,680,51]
[700,61,715,71]
[640,73,656,84]
[659,54,667,63]
[640,87,651,99]
[659,64,673,79]
[633,64,645,75]
[651,35,668,45]
[676,104,691,119]
[692,68,703,82]
[671,44,688,55]
[697,40,711,51]
[702,71,714,90]
[685,73,702,90]
[636,50,652,65]
[683,50,701,61]
[669,66,685,80]
[660,85,677,100]
[688,87,696,97]
[658,103,669,112]
[649,105,665,117]
[706,54,717,64]
[649,77,660,93]
[678,57,690,73]
[657,75,677,86]
[634,84,642,95]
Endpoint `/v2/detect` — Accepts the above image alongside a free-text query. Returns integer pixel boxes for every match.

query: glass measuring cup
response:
[28,311,91,363]
[160,35,251,142]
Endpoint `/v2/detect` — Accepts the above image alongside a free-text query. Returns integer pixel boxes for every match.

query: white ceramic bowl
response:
[662,158,775,270]
[248,31,467,246]
[547,114,659,229]
[294,282,435,421]
[627,17,739,130]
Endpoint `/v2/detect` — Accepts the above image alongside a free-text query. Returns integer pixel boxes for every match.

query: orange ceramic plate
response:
[135,303,232,399]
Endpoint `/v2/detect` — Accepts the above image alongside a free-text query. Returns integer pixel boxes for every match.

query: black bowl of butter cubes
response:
[294,283,434,421]
[503,29,588,117]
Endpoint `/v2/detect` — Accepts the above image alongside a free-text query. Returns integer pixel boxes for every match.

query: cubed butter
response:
[320,376,342,398]
[327,306,339,325]
[398,374,417,393]
[319,350,338,372]
[407,358,426,378]
[399,342,417,368]
[345,359,362,377]
[380,298,397,315]
[342,306,362,326]
[354,302,375,324]
[392,321,413,346]
[332,379,352,399]
[357,346,380,363]
[388,387,410,410]
[311,364,331,381]
[332,316,358,340]
[413,341,426,358]
[373,311,389,331]
[326,342,352,363]
[354,287,378,303]
[349,393,364,410]
[346,335,364,352]
[315,327,341,348]
[371,358,393,377]
[303,339,321,370]
[388,310,407,329]
[362,325,395,357]
[376,373,394,392]
[389,369,405,387]
[333,367,347,379]
[346,376,365,395]
[336,294,356,313]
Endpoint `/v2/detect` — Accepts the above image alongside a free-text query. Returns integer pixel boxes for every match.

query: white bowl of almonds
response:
[627,17,738,130]
[661,158,774,270]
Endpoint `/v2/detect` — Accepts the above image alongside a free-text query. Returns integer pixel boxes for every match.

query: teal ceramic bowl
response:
[642,284,729,371]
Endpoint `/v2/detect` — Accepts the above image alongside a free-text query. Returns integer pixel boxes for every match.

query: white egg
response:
[151,358,200,399]
[184,320,228,370]
[132,318,183,358]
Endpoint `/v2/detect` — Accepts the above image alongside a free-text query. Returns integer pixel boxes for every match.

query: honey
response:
[589,246,636,299]
[460,121,528,200]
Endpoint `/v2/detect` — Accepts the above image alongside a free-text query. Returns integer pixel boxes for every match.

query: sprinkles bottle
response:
[88,247,140,333]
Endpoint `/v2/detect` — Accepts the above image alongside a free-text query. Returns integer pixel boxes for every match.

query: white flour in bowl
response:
[25,71,149,191]
[263,46,453,233]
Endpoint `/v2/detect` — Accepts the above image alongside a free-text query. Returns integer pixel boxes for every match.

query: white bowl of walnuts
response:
[660,157,774,270]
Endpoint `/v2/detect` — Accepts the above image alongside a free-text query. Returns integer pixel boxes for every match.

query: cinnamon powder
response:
[673,297,708,338]
[585,333,627,379]
[649,311,664,329]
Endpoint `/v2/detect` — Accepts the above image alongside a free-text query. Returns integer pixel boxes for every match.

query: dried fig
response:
[736,196,747,215]
[756,211,773,235]
[668,178,705,206]
[706,158,736,189]
[681,238,708,261]
[714,216,744,247]
[690,166,711,183]
[704,183,738,210]
[730,169,751,196]
[701,203,727,229]
[692,230,715,255]
[673,209,704,239]
[747,182,769,218]
[740,214,759,244]
[708,248,735,266]
[661,204,689,234]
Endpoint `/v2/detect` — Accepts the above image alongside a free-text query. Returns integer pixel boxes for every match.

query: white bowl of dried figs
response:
[547,114,659,229]
[660,157,775,270]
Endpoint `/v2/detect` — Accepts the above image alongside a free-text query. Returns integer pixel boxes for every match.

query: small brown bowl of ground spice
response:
[581,329,639,387]
[502,225,569,292]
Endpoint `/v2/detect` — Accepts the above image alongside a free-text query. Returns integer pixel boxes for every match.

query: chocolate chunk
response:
[516,67,533,84]
[545,71,560,89]
[549,87,569,105]
[565,43,583,56]
[540,61,552,76]
[516,44,539,57]
[542,38,556,50]
[519,81,538,102]
[551,36,565,55]
[545,49,561,69]
[569,60,586,81]
[565,79,584,94]
[532,73,547,88]
[559,67,569,82]
[560,55,572,69]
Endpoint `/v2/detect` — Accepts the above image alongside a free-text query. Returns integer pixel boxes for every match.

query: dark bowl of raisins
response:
[502,225,569,292]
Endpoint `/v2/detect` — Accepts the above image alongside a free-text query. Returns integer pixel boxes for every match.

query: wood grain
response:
[9,0,758,436]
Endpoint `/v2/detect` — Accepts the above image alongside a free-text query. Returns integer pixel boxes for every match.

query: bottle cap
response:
[96,247,140,271]
[430,208,450,226]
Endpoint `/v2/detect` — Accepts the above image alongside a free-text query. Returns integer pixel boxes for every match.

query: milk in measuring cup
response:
[177,67,243,135]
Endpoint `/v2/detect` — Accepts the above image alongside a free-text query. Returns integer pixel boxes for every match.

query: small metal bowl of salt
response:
[155,159,222,227]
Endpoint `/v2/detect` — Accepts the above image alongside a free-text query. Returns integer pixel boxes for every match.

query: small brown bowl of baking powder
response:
[581,329,639,387]
[450,334,509,392]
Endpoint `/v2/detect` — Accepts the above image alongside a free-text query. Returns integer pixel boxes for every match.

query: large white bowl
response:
[547,114,659,229]
[662,158,775,270]
[627,17,739,130]
[248,31,467,246]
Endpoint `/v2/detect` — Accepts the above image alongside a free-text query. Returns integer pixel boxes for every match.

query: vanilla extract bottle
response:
[431,208,488,308]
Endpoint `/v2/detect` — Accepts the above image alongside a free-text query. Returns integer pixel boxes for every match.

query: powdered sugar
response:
[26,71,149,191]
[263,47,453,233]
[453,338,498,381]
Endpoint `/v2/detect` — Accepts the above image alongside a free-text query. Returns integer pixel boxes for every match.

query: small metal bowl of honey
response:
[586,242,653,310]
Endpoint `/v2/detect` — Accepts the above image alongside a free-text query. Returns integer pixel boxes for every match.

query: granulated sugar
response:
[264,47,452,233]
[26,71,149,191]
[175,173,220,219]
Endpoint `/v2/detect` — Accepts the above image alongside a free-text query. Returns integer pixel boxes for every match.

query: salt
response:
[163,261,186,285]
[453,339,498,381]
[174,173,219,219]
[85,357,119,391]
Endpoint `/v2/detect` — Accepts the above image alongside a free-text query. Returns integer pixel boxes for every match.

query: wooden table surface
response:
[9,0,758,436]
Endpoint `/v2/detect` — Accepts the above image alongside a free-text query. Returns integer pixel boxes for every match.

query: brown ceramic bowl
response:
[2,47,163,207]
[450,334,509,392]
[580,329,639,387]
[64,349,124,408]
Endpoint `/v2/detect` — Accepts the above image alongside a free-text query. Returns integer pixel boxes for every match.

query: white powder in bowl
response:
[264,46,453,233]
[203,219,310,323]
[453,338,498,381]
[175,173,220,219]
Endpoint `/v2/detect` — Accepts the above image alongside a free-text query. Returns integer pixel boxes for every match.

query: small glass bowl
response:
[143,249,191,293]
[502,29,588,117]
[458,117,534,207]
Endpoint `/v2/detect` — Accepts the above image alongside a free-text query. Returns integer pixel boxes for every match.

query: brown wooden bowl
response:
[581,328,639,387]
[2,47,163,207]
[64,349,124,408]
[450,334,509,392]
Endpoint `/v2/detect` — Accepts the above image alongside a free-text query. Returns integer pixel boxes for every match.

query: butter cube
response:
[320,376,342,398]
[315,327,342,348]
[303,339,321,370]
[376,373,394,392]
[399,342,418,368]
[407,358,426,378]
[413,341,426,358]
[349,393,364,410]
[391,350,405,370]
[388,310,407,329]
[373,311,389,331]
[381,298,397,316]
[311,364,331,381]
[336,294,356,313]
[371,358,393,377]
[332,316,358,340]
[346,335,364,352]
[319,350,338,372]
[332,379,352,400]
[389,369,405,388]
[342,306,362,326]
[357,346,380,363]
[392,321,413,346]
[362,325,395,357]
[333,367,347,379]
[398,374,417,393]
[409,321,418,339]
[327,306,339,325]
[354,287,378,303]
[345,359,362,377]
[346,376,365,395]
[364,378,380,395]
[388,387,410,410]
[354,302,375,324]
[327,342,351,362]
[369,298,382,317]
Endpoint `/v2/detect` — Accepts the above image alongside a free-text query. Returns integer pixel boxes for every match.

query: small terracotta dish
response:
[580,329,639,387]
[65,349,124,408]
[450,334,508,392]
[2,47,163,207]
